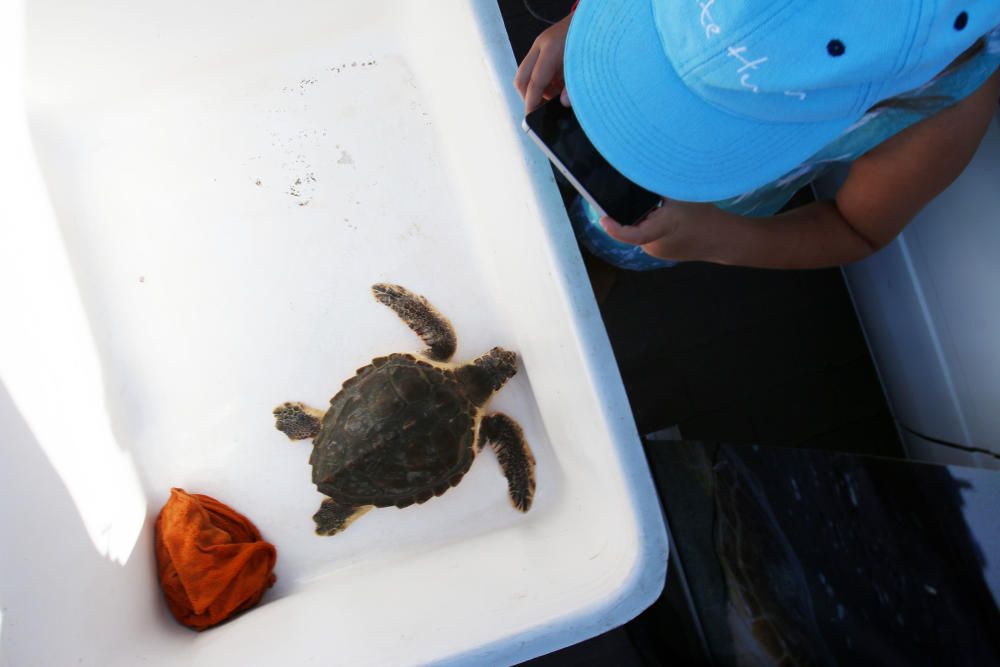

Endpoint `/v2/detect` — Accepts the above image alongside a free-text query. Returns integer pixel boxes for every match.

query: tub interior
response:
[1,1,667,665]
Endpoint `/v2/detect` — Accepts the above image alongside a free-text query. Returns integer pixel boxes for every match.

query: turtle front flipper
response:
[479,413,536,512]
[372,283,456,362]
[273,402,325,440]
[313,499,373,536]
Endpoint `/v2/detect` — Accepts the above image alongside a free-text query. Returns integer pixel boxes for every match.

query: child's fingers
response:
[599,216,633,243]
[543,80,563,102]
[600,216,662,246]
[514,48,541,99]
[525,75,548,113]
[524,56,561,112]
[560,87,571,107]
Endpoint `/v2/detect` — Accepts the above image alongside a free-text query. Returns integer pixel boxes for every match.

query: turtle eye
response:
[954,11,968,30]
[827,39,846,57]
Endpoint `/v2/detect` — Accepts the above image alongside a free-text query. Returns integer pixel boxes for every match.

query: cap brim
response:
[564,0,857,202]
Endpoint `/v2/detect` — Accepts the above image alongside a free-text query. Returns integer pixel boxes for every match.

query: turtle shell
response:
[310,353,478,508]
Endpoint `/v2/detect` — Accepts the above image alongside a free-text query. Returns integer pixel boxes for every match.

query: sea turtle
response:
[273,283,536,536]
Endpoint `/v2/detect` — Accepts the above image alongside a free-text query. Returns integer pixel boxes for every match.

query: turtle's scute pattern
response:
[311,353,477,508]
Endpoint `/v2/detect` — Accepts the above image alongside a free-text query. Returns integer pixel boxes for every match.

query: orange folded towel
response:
[155,488,277,630]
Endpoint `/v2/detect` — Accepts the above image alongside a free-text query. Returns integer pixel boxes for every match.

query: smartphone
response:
[523,98,661,225]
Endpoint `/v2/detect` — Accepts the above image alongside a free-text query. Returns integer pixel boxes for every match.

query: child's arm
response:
[603,67,1000,270]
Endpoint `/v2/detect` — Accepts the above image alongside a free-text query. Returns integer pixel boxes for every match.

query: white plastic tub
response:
[0,1,668,665]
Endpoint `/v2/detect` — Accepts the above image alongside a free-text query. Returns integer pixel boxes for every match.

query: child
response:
[514,1,1000,271]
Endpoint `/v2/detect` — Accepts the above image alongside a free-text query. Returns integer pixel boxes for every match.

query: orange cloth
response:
[155,488,277,631]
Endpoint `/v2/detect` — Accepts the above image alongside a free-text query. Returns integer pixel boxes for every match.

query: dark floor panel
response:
[602,264,731,365]
[602,262,902,457]
[679,408,757,444]
[800,413,902,455]
[730,319,816,381]
[625,551,711,666]
[620,356,696,432]
[748,370,842,445]
[828,360,894,418]
[517,627,644,667]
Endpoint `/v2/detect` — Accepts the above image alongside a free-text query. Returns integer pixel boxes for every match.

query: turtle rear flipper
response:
[479,413,536,512]
[314,499,373,536]
[372,283,456,362]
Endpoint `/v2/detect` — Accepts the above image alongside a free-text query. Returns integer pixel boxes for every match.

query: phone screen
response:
[524,99,661,225]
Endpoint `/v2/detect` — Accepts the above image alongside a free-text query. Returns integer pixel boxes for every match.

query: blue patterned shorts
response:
[568,196,677,271]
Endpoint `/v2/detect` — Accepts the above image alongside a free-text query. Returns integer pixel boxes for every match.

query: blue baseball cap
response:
[564,0,1000,202]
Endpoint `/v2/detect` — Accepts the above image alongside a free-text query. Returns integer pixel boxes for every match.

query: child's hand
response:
[600,199,722,262]
[514,15,573,113]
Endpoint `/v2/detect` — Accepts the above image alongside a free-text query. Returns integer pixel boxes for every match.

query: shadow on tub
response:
[0,379,195,665]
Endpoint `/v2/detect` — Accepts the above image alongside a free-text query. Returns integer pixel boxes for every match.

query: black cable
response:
[521,0,560,25]
[899,425,1000,461]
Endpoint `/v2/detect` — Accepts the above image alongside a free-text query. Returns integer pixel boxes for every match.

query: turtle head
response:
[455,347,517,405]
